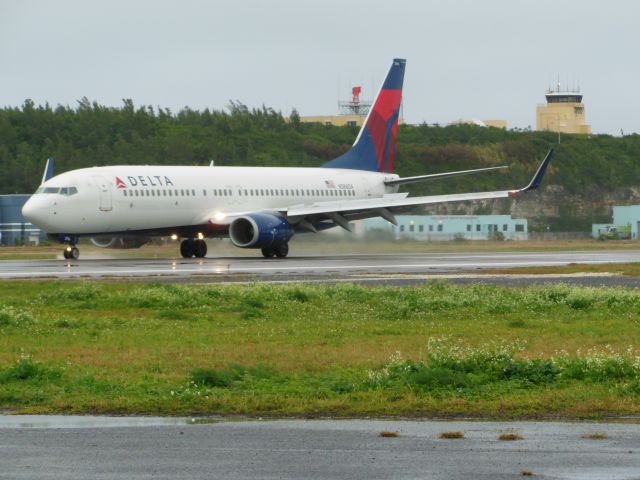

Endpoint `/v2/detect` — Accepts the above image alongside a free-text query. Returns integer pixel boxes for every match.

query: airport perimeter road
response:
[1,417,640,480]
[1,250,640,283]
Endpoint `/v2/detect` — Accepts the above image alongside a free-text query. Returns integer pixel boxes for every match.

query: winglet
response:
[41,157,54,184]
[510,149,553,196]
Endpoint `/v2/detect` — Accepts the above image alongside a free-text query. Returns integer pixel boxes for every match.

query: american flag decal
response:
[325,180,336,189]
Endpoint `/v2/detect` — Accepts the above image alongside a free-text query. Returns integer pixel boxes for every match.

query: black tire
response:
[274,243,289,258]
[180,239,195,258]
[194,239,207,258]
[261,247,275,258]
[70,247,80,259]
[63,248,71,259]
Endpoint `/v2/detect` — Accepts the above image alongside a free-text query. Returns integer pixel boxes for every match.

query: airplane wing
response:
[284,149,552,231]
[202,149,552,232]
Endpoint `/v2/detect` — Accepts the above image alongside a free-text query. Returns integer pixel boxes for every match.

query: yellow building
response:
[299,115,365,127]
[536,86,591,134]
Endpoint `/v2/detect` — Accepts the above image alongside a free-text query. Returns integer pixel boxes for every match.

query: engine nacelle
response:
[90,237,150,249]
[229,213,294,248]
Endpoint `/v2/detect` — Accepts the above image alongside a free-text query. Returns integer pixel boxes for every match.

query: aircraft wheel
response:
[261,247,275,258]
[63,246,79,260]
[180,239,195,258]
[194,239,207,258]
[274,242,289,258]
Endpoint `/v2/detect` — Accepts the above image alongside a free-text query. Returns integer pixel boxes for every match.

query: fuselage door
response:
[93,175,113,212]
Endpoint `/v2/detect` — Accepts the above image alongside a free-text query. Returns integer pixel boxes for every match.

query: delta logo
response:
[114,175,175,188]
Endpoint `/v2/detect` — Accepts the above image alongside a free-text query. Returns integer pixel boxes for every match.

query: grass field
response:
[1,280,640,418]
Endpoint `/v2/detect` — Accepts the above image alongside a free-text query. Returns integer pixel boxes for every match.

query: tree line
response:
[2,98,639,198]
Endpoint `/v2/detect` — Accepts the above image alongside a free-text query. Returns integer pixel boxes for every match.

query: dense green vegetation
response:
[1,281,639,417]
[2,98,640,199]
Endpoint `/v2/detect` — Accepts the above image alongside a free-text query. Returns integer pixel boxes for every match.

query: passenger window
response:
[192,189,195,196]
[203,189,207,196]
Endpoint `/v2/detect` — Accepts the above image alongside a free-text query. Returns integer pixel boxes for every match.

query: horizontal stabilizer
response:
[384,165,508,186]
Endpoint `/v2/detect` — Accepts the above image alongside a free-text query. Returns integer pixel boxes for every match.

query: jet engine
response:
[229,213,294,248]
[90,237,150,249]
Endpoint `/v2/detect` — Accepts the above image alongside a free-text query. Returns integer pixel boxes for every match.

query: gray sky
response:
[1,0,638,135]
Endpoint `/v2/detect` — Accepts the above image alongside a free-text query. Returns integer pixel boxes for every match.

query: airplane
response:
[22,58,553,260]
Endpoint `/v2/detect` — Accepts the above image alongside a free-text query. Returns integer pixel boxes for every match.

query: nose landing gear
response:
[63,245,80,260]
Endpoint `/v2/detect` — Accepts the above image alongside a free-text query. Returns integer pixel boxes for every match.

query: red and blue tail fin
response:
[322,58,405,173]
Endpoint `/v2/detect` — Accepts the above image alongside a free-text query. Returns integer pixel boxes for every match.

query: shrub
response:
[0,356,62,383]
[0,305,34,327]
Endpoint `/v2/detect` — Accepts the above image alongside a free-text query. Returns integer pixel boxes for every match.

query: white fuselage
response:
[23,166,399,235]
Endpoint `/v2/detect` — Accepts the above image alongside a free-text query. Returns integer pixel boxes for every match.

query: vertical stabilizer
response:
[322,59,406,173]
[41,158,54,184]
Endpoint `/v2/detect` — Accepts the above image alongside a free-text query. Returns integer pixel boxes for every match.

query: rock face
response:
[422,185,640,228]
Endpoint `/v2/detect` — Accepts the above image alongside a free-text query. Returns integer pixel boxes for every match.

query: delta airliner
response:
[22,59,552,259]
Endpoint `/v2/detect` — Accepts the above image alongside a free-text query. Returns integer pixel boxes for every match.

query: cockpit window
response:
[36,186,78,195]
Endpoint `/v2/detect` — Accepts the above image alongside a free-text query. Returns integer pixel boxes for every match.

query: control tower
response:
[536,82,591,134]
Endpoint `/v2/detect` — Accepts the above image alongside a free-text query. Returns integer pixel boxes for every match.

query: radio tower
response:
[338,86,372,116]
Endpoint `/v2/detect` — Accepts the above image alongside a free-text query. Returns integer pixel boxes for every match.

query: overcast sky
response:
[1,0,638,135]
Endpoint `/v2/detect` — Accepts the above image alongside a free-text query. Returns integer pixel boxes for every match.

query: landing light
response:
[213,212,226,221]
[197,232,204,240]
[170,234,178,241]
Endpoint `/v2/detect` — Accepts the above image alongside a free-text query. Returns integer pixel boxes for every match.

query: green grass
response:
[1,281,640,417]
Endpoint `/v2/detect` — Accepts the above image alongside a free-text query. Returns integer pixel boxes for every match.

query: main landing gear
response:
[261,242,289,259]
[63,245,80,260]
[180,238,207,258]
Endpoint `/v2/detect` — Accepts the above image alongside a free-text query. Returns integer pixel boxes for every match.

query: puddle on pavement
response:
[0,415,222,429]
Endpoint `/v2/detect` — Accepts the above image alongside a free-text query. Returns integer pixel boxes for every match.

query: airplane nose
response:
[22,196,47,229]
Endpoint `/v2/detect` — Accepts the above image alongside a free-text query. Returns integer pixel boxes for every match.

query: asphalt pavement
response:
[1,417,639,479]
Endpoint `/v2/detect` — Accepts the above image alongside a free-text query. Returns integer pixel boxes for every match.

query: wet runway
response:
[1,250,640,285]
[1,416,639,479]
